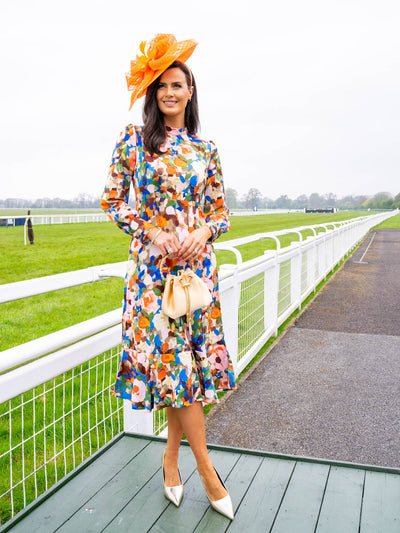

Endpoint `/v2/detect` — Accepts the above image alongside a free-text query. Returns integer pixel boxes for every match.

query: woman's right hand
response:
[148,228,181,257]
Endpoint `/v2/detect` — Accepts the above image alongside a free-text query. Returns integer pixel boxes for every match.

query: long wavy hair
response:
[142,61,199,155]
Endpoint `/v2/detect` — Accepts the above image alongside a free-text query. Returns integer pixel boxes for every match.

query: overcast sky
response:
[1,0,399,201]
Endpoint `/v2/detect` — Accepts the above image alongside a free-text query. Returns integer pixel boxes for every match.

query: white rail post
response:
[320,232,327,280]
[306,236,316,294]
[264,250,279,337]
[219,264,240,379]
[123,403,154,434]
[290,242,302,310]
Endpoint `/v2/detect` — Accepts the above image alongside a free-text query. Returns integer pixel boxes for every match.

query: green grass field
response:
[1,210,398,351]
[374,212,400,228]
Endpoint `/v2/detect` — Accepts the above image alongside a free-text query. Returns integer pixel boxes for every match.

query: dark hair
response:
[142,61,199,155]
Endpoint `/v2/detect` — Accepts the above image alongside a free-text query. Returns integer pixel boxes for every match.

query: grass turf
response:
[375,212,400,228]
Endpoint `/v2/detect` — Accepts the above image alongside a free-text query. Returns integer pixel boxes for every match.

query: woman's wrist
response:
[201,224,212,239]
[149,228,162,244]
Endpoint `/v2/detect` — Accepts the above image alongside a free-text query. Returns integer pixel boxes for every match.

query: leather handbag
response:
[159,257,212,332]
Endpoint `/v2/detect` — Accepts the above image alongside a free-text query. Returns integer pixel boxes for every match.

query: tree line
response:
[1,190,399,210]
[0,194,101,209]
[225,189,400,210]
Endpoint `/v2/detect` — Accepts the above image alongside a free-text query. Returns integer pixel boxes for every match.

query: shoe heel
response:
[199,466,234,520]
[162,450,184,507]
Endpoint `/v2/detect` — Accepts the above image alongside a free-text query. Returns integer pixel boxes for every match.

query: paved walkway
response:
[206,229,400,468]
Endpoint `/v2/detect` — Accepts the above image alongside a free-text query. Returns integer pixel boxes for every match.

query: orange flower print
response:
[138,316,150,329]
[161,353,175,364]
[128,150,136,170]
[156,215,167,228]
[211,307,221,319]
[166,166,176,175]
[174,157,187,167]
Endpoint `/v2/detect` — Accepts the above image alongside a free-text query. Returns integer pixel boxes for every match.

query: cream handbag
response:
[160,257,212,332]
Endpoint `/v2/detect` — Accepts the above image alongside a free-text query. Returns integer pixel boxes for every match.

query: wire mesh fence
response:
[0,345,123,525]
[237,273,265,361]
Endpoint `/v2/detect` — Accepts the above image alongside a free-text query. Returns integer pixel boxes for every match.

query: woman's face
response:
[156,68,193,127]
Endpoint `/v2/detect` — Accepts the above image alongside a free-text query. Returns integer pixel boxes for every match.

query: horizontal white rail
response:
[0,326,121,404]
[0,309,121,372]
[215,216,369,251]
[0,212,107,223]
[0,262,127,303]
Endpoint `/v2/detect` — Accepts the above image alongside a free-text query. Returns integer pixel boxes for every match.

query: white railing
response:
[0,213,109,247]
[0,213,107,226]
[0,210,397,524]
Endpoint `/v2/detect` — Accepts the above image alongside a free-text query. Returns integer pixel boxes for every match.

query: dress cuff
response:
[206,221,216,240]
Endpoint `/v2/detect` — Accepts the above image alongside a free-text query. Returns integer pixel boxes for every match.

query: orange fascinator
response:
[126,34,198,110]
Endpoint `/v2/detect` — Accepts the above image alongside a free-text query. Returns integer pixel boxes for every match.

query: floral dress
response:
[101,124,236,411]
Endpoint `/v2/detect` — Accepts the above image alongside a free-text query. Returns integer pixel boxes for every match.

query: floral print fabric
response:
[101,124,236,411]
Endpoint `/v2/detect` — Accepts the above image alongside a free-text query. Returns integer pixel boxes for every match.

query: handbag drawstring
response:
[180,274,193,336]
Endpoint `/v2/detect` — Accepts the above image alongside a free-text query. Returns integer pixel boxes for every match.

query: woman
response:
[101,34,236,520]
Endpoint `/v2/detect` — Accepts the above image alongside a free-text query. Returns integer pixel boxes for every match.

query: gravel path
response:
[205,229,400,468]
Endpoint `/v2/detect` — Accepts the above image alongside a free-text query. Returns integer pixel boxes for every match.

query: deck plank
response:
[226,457,295,533]
[55,439,165,532]
[315,466,365,533]
[6,436,150,533]
[360,471,400,533]
[101,443,197,533]
[148,448,240,533]
[194,452,264,532]
[271,461,330,532]
[3,435,400,533]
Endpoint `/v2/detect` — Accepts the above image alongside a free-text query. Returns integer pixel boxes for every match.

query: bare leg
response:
[163,406,184,486]
[173,401,227,501]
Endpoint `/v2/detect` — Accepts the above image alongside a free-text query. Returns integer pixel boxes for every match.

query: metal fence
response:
[0,213,109,246]
[0,210,397,525]
[0,213,108,227]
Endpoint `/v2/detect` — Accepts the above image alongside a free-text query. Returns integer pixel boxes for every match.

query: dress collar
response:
[166,125,187,136]
[160,126,189,152]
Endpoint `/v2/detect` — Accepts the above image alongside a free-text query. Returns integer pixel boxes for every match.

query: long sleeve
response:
[203,141,230,242]
[100,125,156,240]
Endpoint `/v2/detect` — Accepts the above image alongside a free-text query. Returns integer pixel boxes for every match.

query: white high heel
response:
[161,450,184,507]
[199,466,235,520]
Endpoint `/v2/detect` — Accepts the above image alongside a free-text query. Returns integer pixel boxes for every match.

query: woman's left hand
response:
[179,226,212,262]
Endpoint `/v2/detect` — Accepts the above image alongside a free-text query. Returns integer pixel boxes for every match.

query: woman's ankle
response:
[165,446,180,460]
[196,458,214,471]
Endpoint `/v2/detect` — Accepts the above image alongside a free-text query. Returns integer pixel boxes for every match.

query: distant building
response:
[304,207,338,213]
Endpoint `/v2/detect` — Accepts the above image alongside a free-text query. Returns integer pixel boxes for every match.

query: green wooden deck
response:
[2,433,400,533]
